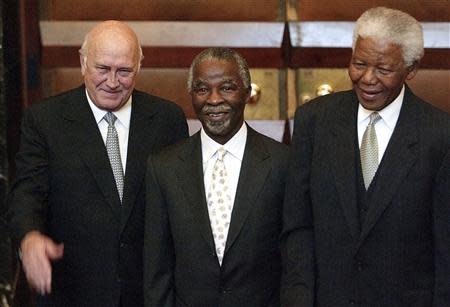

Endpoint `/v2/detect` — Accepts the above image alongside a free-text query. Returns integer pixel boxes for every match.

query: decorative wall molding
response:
[40,21,285,47]
[289,21,450,48]
[39,20,449,69]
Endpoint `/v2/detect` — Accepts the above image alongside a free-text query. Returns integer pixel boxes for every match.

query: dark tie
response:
[104,112,124,201]
[360,112,382,189]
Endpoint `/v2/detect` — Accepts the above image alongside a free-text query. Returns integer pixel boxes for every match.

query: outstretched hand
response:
[20,231,64,295]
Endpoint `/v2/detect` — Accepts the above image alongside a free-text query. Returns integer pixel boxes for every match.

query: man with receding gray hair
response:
[281,7,450,306]
[8,20,187,306]
[144,47,288,306]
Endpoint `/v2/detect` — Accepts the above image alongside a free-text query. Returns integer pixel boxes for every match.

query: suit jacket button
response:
[356,261,363,272]
[349,299,356,305]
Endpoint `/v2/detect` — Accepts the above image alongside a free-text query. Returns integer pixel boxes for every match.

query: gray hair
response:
[352,7,424,67]
[187,47,251,93]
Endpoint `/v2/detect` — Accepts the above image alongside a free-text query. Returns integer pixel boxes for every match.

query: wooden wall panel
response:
[42,46,284,69]
[293,0,449,21]
[41,68,284,119]
[40,0,281,21]
[407,69,450,113]
[294,68,449,114]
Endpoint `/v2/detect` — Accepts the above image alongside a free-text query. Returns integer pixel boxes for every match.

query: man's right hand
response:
[20,231,64,295]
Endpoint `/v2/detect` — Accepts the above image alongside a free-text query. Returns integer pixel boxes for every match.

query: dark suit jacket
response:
[144,126,288,307]
[281,87,450,307]
[8,86,188,306]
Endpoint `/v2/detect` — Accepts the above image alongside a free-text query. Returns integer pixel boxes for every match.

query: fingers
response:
[46,241,64,260]
[40,252,53,295]
[20,231,63,295]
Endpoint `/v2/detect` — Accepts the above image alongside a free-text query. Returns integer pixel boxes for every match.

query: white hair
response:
[352,7,424,67]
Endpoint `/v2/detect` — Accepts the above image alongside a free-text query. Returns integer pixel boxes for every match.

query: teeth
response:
[209,113,225,117]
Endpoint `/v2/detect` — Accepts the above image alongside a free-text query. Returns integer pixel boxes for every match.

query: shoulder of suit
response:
[405,89,450,128]
[151,135,192,161]
[251,129,287,149]
[25,86,85,116]
[247,128,289,160]
[295,90,353,117]
[292,90,354,128]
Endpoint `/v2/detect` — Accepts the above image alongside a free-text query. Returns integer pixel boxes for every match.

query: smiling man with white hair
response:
[281,7,450,307]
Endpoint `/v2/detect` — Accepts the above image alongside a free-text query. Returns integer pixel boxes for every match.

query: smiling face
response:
[191,58,250,144]
[80,21,140,111]
[348,36,417,111]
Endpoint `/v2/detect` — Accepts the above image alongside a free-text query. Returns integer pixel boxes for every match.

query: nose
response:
[106,71,119,88]
[361,68,377,85]
[206,88,224,105]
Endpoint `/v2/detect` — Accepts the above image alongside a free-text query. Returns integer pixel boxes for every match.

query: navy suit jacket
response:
[144,126,288,307]
[8,86,188,306]
[281,87,450,307]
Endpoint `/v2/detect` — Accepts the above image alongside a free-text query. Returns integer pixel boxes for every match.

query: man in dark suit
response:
[281,7,450,307]
[8,21,188,306]
[144,47,288,306]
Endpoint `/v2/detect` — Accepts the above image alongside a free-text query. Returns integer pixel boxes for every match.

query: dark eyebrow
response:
[222,78,238,84]
[193,80,207,87]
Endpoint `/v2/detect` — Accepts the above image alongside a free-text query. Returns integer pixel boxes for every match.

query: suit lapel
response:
[224,127,271,254]
[359,88,419,243]
[120,97,159,232]
[62,86,122,221]
[176,133,216,251]
[329,93,360,238]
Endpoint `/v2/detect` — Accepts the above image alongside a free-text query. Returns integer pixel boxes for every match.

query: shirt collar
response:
[357,85,404,130]
[201,122,247,162]
[85,89,132,128]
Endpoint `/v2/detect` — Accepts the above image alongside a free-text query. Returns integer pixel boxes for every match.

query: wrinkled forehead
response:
[88,38,139,66]
[193,59,241,81]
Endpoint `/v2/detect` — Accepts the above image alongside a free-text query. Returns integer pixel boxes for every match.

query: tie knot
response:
[368,112,381,125]
[104,112,117,126]
[217,148,226,161]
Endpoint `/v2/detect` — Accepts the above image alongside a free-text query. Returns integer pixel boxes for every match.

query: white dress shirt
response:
[201,123,247,210]
[86,90,132,172]
[357,85,404,164]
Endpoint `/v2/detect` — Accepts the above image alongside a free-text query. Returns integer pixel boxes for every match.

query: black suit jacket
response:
[281,87,450,307]
[144,126,288,307]
[8,86,188,306]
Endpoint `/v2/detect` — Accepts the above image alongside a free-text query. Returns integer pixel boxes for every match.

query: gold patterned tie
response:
[360,112,382,189]
[206,148,232,265]
[104,112,124,201]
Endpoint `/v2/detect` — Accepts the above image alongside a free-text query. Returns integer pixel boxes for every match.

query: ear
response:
[79,53,86,75]
[244,86,252,104]
[406,61,419,80]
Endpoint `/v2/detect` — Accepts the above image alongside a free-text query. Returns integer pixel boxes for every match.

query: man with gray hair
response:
[281,7,450,307]
[8,20,187,306]
[144,47,288,306]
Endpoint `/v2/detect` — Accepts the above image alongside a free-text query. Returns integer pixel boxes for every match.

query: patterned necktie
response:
[207,148,232,265]
[104,112,124,201]
[360,112,382,189]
